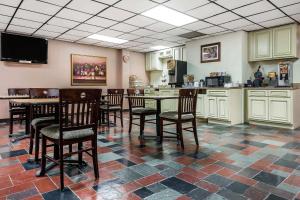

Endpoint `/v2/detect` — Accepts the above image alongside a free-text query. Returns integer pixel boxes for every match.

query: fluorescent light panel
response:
[151,45,169,50]
[142,5,198,26]
[88,34,128,44]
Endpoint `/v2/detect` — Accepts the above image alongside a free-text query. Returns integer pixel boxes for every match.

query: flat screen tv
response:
[0,32,48,64]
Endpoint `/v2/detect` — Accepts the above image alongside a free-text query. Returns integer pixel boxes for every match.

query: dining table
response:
[0,95,30,100]
[126,95,179,142]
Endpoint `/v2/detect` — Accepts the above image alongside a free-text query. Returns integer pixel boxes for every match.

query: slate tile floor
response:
[0,116,300,200]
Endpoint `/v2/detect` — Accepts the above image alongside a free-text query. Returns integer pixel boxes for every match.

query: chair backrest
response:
[178,89,198,118]
[59,89,101,136]
[47,88,59,98]
[107,89,124,107]
[127,89,145,110]
[30,88,59,98]
[8,88,30,96]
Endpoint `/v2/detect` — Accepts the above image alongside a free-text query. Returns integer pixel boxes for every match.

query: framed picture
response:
[201,42,221,63]
[71,54,107,86]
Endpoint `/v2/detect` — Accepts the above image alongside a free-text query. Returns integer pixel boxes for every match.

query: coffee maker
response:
[278,62,292,87]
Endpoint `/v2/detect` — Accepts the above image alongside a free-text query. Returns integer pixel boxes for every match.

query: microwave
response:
[205,76,231,87]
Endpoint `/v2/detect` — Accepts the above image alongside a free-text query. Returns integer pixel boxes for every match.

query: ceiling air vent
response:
[178,31,206,39]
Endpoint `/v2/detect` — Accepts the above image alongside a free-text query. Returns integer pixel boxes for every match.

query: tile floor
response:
[0,115,299,200]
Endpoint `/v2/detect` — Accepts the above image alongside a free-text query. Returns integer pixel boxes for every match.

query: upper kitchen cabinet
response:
[145,51,163,71]
[248,24,299,61]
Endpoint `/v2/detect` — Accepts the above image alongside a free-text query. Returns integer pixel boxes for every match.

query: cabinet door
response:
[196,95,206,118]
[207,97,217,118]
[268,97,292,124]
[182,47,187,62]
[273,25,296,58]
[248,97,268,121]
[150,52,163,71]
[254,30,272,60]
[173,47,181,60]
[145,53,151,71]
[217,97,229,120]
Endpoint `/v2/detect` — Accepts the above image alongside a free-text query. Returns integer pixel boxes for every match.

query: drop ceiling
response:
[0,0,299,52]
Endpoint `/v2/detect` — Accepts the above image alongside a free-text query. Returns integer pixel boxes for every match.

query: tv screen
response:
[0,32,48,64]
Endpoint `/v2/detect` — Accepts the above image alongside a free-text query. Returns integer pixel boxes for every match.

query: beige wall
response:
[0,39,148,119]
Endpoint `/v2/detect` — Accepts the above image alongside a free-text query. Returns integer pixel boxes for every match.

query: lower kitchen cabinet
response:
[207,97,217,118]
[248,96,269,121]
[196,94,207,118]
[268,97,292,123]
[217,97,229,120]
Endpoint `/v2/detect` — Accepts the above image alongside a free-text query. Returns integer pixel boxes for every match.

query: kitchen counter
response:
[244,87,298,90]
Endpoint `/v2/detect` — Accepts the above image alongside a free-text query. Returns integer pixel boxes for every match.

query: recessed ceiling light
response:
[151,45,169,50]
[142,5,198,26]
[88,34,128,44]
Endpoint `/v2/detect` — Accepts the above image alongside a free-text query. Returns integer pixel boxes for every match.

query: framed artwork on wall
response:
[71,54,107,86]
[201,42,221,63]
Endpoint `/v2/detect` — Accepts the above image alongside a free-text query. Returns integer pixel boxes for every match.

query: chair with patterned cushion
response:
[100,89,124,127]
[127,89,157,146]
[8,88,30,136]
[39,89,101,190]
[28,88,59,161]
[159,89,199,149]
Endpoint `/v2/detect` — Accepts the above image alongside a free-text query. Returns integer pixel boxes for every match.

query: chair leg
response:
[120,110,123,127]
[92,138,99,179]
[9,113,13,136]
[159,118,164,144]
[78,142,83,166]
[59,143,64,191]
[128,114,132,134]
[69,144,72,153]
[40,135,47,176]
[192,119,199,146]
[106,111,110,127]
[34,127,41,161]
[178,122,184,149]
[114,111,116,124]
[29,126,35,154]
[139,115,145,147]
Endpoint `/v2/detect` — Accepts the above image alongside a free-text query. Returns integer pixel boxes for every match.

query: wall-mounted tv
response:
[0,32,48,64]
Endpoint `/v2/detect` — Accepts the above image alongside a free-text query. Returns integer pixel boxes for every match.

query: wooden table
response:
[0,95,30,100]
[127,96,178,141]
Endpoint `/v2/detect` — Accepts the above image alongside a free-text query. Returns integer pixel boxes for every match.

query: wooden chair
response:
[127,89,156,146]
[100,89,124,127]
[159,89,199,149]
[28,88,59,161]
[39,89,101,190]
[8,88,30,136]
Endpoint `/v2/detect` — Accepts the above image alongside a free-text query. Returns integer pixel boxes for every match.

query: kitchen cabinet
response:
[145,53,151,71]
[145,52,163,71]
[248,96,268,121]
[196,94,207,118]
[217,97,229,120]
[268,97,291,123]
[248,24,298,61]
[207,97,217,118]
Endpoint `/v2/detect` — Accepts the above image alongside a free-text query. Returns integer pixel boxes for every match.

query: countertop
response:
[149,86,298,91]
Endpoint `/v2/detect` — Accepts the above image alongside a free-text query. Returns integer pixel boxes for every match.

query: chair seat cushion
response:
[132,107,157,115]
[31,116,55,127]
[160,111,194,120]
[40,124,94,140]
[100,105,121,110]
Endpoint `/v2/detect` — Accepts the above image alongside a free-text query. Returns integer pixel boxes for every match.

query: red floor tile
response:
[196,180,219,193]
[284,175,300,187]
[136,173,165,186]
[181,167,208,179]
[230,174,257,186]
[200,164,223,174]
[75,187,97,199]
[216,168,236,177]
[176,172,199,184]
[34,177,58,193]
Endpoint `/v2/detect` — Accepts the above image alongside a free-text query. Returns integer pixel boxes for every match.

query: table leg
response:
[156,99,161,142]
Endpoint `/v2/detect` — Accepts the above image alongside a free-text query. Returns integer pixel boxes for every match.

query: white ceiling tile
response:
[281,3,300,15]
[0,14,11,24]
[182,21,212,31]
[0,4,16,16]
[164,0,209,12]
[75,24,104,33]
[7,25,36,35]
[15,9,51,23]
[38,0,69,6]
[198,26,226,34]
[98,7,135,21]
[34,30,61,38]
[110,23,139,32]
[93,0,120,5]
[136,43,156,48]
[86,16,118,27]
[115,0,157,13]
[269,0,300,7]
[58,34,82,42]
[164,36,186,42]
[96,41,117,47]
[234,24,262,31]
[77,38,99,44]
[11,18,43,29]
[212,30,233,36]
[0,0,21,7]
[205,12,240,25]
[214,0,261,9]
[247,10,285,23]
[0,22,7,30]
[221,18,253,29]
[291,13,300,21]
[146,22,176,32]
[152,0,169,3]
[134,37,157,43]
[148,32,170,39]
[124,15,157,27]
[98,29,124,37]
[163,28,190,35]
[233,1,276,17]
[118,33,141,40]
[259,17,294,28]
[66,29,91,37]
[187,3,226,19]
[123,41,144,47]
[40,24,69,33]
[57,8,92,22]
[20,0,61,15]
[47,17,79,28]
[131,28,156,36]
[67,0,107,15]
[151,40,178,47]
